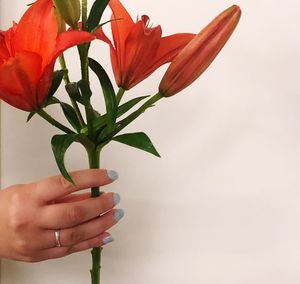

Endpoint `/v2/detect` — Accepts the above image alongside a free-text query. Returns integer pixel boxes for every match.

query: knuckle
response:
[15,239,31,255]
[69,229,84,244]
[9,193,29,231]
[67,205,85,224]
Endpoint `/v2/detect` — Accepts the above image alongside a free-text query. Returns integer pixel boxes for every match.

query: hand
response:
[0,169,123,262]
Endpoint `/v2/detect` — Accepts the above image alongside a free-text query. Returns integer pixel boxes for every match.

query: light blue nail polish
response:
[113,193,121,206]
[107,170,119,181]
[114,208,125,222]
[102,235,114,245]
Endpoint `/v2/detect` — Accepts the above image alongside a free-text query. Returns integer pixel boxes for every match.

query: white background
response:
[1,0,300,283]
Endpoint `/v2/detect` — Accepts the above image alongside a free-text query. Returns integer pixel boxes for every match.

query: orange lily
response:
[0,0,94,111]
[159,5,241,97]
[96,0,195,90]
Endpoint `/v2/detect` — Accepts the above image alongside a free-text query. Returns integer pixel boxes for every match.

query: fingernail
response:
[102,235,114,245]
[113,193,121,206]
[107,170,119,181]
[114,208,125,222]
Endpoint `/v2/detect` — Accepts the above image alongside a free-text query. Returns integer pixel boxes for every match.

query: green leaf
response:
[48,70,67,99]
[47,97,61,105]
[60,103,82,133]
[51,134,79,184]
[88,57,117,132]
[78,79,92,101]
[113,132,161,157]
[82,96,149,133]
[87,0,109,32]
[118,96,150,117]
[27,97,61,122]
[27,111,36,122]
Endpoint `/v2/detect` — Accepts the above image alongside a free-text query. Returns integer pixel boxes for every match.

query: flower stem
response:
[86,145,103,284]
[78,45,89,82]
[58,55,70,84]
[82,0,88,31]
[116,87,125,105]
[59,54,85,127]
[37,109,74,134]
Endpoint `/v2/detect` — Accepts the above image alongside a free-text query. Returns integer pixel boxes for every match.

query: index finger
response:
[35,169,118,202]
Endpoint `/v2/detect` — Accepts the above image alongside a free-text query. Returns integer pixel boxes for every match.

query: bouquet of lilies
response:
[0,0,241,283]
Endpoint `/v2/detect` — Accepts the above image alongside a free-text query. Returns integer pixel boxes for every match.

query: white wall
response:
[1,0,300,283]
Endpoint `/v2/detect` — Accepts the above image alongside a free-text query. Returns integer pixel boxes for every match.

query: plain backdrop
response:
[1,0,300,283]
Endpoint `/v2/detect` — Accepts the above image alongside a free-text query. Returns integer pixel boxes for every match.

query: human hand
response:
[0,169,123,262]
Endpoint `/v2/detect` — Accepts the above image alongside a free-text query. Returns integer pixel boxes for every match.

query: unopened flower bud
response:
[53,5,66,34]
[159,5,241,97]
[53,0,81,28]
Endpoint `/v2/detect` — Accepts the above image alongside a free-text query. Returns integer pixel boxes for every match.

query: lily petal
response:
[0,51,43,111]
[53,30,95,61]
[0,32,9,62]
[13,0,57,63]
[109,0,134,74]
[139,32,195,83]
[123,17,162,89]
[37,63,55,107]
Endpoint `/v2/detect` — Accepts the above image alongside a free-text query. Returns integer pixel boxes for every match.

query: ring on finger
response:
[54,229,62,247]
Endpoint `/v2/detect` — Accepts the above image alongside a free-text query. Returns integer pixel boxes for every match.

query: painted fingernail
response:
[102,235,114,245]
[107,170,119,181]
[113,193,121,206]
[114,208,125,222]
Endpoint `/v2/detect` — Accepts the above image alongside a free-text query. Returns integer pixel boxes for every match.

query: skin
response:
[0,169,121,262]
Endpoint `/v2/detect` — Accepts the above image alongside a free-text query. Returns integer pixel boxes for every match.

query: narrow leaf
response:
[27,111,36,122]
[113,132,161,157]
[118,96,149,117]
[47,96,61,106]
[48,70,67,99]
[78,79,92,101]
[27,97,61,122]
[81,96,149,134]
[60,103,82,133]
[88,57,117,132]
[51,134,79,184]
[87,0,109,32]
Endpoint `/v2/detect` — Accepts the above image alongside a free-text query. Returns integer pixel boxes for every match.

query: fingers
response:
[56,192,91,204]
[32,208,124,261]
[38,192,120,229]
[35,169,118,202]
[0,169,123,262]
[42,208,123,249]
[33,232,114,261]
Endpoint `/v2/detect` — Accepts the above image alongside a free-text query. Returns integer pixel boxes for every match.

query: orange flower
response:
[96,0,195,90]
[0,0,94,111]
[159,5,241,97]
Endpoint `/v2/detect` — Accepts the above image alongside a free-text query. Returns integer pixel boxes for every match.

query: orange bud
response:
[159,5,241,97]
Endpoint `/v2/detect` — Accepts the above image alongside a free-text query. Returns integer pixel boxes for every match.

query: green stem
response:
[116,87,125,106]
[78,45,89,82]
[82,0,88,31]
[78,0,89,80]
[86,145,103,284]
[59,54,86,128]
[58,55,70,84]
[37,109,74,134]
